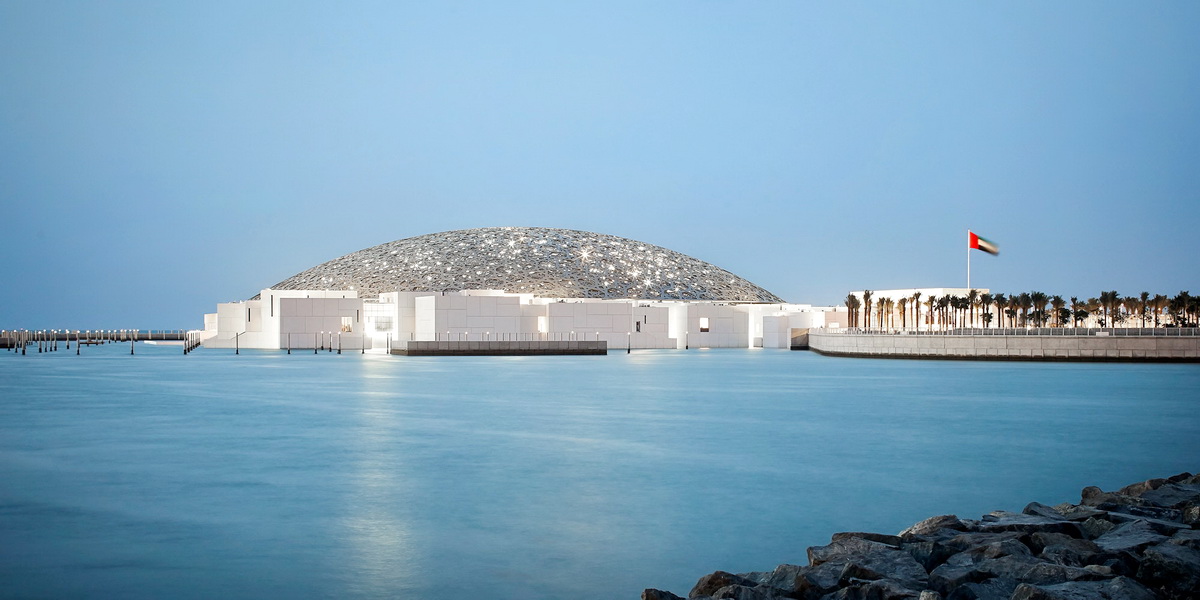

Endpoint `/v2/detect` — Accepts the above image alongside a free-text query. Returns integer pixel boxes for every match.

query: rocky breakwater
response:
[642,472,1200,600]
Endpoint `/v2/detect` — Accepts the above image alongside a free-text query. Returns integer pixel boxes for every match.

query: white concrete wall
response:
[808,331,1200,360]
[685,304,749,348]
[204,288,841,352]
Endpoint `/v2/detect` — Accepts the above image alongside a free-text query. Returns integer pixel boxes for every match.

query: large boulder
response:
[748,563,806,592]
[708,584,787,600]
[1137,482,1200,509]
[900,515,969,539]
[808,537,899,567]
[1079,517,1116,540]
[1093,520,1169,554]
[822,578,923,600]
[943,577,1018,600]
[1137,541,1200,600]
[1029,532,1105,568]
[977,511,1080,537]
[1008,576,1157,600]
[643,590,686,600]
[690,572,758,599]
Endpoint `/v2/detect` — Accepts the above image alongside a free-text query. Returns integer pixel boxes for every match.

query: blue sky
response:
[2,2,1197,329]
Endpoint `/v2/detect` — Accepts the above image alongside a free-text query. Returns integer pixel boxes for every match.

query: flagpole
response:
[966,230,971,291]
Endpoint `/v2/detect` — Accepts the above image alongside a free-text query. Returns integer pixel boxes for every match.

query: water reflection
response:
[338,358,417,597]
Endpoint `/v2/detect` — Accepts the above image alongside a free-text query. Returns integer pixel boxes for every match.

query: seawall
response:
[392,340,607,356]
[643,471,1200,600]
[808,331,1200,362]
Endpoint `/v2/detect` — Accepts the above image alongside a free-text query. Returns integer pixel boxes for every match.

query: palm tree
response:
[1151,294,1168,327]
[1050,295,1065,327]
[1016,293,1032,327]
[1139,292,1150,327]
[979,293,994,328]
[1086,298,1102,327]
[1030,292,1048,328]
[897,297,908,329]
[1170,291,1193,326]
[925,296,936,331]
[937,296,951,331]
[1099,291,1119,328]
[1074,305,1090,327]
[912,292,922,331]
[993,293,1007,329]
[844,294,860,328]
[862,290,873,330]
[1122,296,1140,328]
[966,289,979,328]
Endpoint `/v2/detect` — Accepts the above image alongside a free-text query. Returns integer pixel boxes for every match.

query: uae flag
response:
[969,231,999,255]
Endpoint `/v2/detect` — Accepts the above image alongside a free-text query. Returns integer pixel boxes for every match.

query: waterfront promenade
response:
[807,327,1200,362]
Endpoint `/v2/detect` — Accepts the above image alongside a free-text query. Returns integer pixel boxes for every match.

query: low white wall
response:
[808,331,1200,360]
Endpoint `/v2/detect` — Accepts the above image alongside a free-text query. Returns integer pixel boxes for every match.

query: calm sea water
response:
[1,344,1197,599]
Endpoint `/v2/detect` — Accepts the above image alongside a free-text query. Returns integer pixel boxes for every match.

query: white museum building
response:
[200,227,847,352]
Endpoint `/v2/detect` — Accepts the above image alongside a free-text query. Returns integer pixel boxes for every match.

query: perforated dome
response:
[262,227,784,302]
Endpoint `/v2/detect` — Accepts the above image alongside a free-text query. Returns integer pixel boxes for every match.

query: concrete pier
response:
[392,340,607,356]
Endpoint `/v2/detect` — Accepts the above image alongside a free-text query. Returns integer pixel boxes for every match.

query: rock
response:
[823,578,922,600]
[930,531,1023,555]
[1030,532,1104,568]
[924,533,1033,591]
[752,564,806,592]
[1079,517,1116,540]
[794,561,846,598]
[1168,528,1200,550]
[819,543,928,591]
[1015,560,1104,585]
[644,590,687,600]
[903,539,955,572]
[1050,503,1107,522]
[977,511,1080,537]
[929,558,989,594]
[691,572,758,599]
[1081,487,1145,509]
[1117,478,1167,497]
[1022,502,1069,520]
[918,592,942,600]
[931,553,1100,595]
[1009,576,1157,600]
[1098,502,1185,523]
[710,584,785,600]
[943,577,1018,600]
[900,515,968,538]
[1183,505,1200,526]
[831,531,904,547]
[1102,511,1189,535]
[1166,472,1193,484]
[1093,519,1170,553]
[1137,542,1200,599]
[1138,482,1200,509]
[808,538,897,567]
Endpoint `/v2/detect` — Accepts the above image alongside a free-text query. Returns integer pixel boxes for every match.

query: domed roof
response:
[263,227,784,303]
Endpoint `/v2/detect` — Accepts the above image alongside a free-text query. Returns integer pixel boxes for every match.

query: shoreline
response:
[644,472,1200,600]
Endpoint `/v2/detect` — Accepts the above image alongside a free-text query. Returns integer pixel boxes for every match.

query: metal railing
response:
[816,327,1200,337]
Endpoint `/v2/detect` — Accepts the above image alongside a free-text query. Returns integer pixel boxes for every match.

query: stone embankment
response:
[642,472,1200,600]
[806,331,1200,362]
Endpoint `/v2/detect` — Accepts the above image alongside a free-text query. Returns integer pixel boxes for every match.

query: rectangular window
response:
[341,316,353,332]
[699,317,710,333]
[374,317,394,332]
